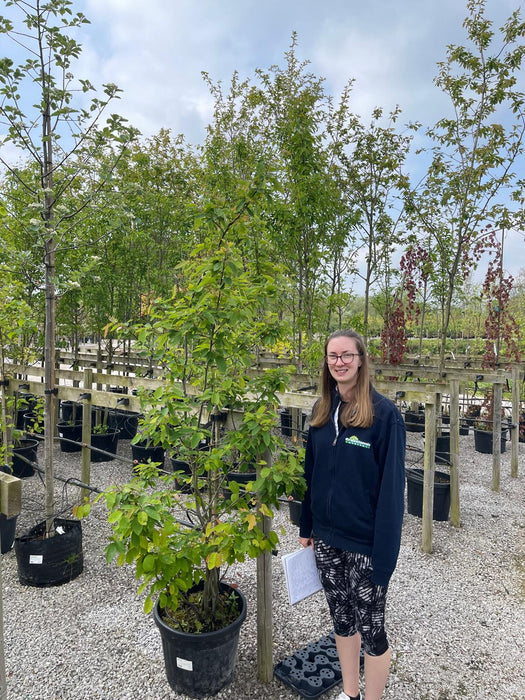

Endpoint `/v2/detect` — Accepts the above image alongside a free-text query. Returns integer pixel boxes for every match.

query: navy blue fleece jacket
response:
[299,387,406,586]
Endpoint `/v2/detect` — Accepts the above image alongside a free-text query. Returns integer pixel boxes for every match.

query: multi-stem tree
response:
[256,35,338,363]
[330,99,415,343]
[0,0,135,531]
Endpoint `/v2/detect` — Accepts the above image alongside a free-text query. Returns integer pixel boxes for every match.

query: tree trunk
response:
[44,236,56,534]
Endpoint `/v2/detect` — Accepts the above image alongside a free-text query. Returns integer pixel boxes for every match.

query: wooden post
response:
[510,367,520,479]
[256,448,273,683]
[0,473,22,518]
[449,379,460,528]
[492,380,502,493]
[291,407,302,447]
[0,473,22,700]
[422,400,436,553]
[81,369,93,501]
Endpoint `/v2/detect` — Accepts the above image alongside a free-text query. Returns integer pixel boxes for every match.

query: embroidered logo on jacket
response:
[345,435,371,449]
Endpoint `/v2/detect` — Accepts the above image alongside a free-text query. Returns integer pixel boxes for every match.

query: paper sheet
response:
[281,546,323,605]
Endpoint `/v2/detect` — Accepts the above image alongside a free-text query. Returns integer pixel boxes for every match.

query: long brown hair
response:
[310,329,373,429]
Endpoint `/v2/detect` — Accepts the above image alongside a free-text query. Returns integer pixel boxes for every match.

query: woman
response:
[299,329,405,700]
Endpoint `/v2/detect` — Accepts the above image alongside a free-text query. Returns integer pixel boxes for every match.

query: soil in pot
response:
[153,582,247,698]
[406,468,450,521]
[57,421,83,453]
[14,518,83,587]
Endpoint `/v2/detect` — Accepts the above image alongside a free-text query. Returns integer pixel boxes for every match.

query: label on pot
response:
[29,555,43,565]
[176,657,193,672]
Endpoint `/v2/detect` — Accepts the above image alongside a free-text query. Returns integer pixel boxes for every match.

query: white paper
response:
[281,546,323,605]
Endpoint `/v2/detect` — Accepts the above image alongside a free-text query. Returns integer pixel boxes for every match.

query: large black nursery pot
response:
[153,582,247,698]
[57,421,83,453]
[406,468,451,521]
[223,465,257,505]
[280,408,306,438]
[288,493,302,526]
[14,518,83,587]
[11,438,39,478]
[60,400,83,423]
[23,412,43,436]
[435,432,451,466]
[131,440,165,471]
[170,456,192,492]
[108,410,140,440]
[0,513,18,554]
[404,410,425,433]
[473,428,507,454]
[90,429,120,463]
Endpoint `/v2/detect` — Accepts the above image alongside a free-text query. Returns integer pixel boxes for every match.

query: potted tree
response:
[83,202,305,697]
[90,407,120,463]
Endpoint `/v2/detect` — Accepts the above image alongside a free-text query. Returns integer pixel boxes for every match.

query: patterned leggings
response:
[314,539,389,656]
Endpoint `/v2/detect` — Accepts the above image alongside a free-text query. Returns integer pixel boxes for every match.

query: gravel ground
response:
[1,428,524,700]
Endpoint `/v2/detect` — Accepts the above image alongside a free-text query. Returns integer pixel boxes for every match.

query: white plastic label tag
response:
[29,555,43,565]
[176,657,193,672]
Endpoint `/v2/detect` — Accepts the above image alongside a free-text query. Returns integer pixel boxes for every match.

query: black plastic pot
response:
[60,400,83,423]
[473,428,507,454]
[406,468,450,521]
[14,518,83,587]
[435,433,451,466]
[223,468,257,503]
[11,438,39,478]
[280,409,306,438]
[57,421,83,453]
[153,582,247,698]
[288,497,302,527]
[170,457,192,492]
[90,429,120,463]
[23,412,43,436]
[0,513,18,554]
[404,410,425,433]
[108,410,140,440]
[131,441,165,470]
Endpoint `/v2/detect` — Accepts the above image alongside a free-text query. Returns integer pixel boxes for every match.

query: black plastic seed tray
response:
[274,632,343,698]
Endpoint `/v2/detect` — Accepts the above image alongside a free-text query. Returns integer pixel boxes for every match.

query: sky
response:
[1,0,524,286]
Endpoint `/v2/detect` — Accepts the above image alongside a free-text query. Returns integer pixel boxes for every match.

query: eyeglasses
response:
[326,352,361,365]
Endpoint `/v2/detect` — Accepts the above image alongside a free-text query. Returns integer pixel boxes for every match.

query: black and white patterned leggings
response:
[314,538,389,656]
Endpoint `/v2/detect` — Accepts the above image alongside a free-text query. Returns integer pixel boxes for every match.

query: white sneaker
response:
[335,693,360,700]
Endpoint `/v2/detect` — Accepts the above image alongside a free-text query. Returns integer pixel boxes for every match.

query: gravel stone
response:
[1,430,523,699]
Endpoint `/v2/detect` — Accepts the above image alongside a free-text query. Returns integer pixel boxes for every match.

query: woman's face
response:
[326,336,362,389]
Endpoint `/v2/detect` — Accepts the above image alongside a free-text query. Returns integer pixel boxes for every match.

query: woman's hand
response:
[299,536,313,548]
